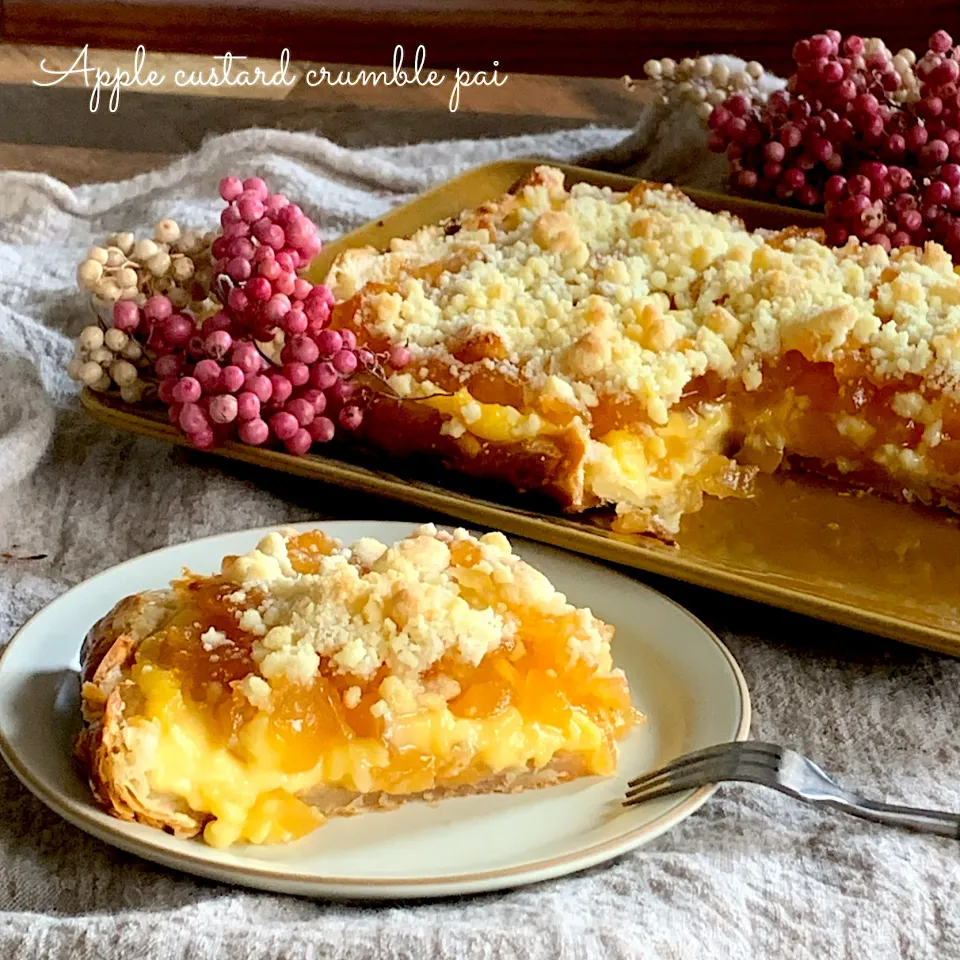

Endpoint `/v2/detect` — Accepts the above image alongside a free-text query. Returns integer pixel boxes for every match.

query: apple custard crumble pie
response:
[325,164,960,538]
[75,525,638,848]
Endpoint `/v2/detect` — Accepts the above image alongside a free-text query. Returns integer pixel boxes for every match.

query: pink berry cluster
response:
[703,29,960,254]
[212,175,321,338]
[100,174,411,455]
[156,334,357,455]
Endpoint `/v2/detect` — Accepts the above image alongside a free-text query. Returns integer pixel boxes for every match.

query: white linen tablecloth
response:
[0,123,959,960]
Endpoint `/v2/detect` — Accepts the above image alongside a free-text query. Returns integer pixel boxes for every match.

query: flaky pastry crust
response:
[75,590,206,837]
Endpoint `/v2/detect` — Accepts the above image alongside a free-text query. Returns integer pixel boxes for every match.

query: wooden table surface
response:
[0,43,649,185]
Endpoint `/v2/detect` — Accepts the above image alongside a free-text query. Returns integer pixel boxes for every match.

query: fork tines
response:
[623,741,782,808]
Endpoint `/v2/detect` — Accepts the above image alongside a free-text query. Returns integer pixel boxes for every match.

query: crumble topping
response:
[237,607,267,636]
[219,526,611,699]
[332,165,960,424]
[236,675,272,711]
[200,627,231,651]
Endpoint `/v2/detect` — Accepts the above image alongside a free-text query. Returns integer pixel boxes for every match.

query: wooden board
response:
[82,159,960,657]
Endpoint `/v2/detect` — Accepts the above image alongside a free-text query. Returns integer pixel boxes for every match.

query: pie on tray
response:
[75,525,639,848]
[326,165,960,539]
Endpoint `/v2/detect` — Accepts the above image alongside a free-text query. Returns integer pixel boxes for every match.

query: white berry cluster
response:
[631,55,769,121]
[872,42,922,102]
[631,42,929,130]
[65,323,149,402]
[76,219,217,320]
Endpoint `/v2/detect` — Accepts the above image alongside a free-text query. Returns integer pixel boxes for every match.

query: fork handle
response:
[821,795,960,838]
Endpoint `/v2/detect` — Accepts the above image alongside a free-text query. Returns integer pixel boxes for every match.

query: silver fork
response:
[624,741,960,838]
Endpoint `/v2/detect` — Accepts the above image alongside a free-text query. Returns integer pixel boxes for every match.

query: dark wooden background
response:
[3,0,958,78]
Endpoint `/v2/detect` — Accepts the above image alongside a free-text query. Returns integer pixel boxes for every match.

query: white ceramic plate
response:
[0,521,750,899]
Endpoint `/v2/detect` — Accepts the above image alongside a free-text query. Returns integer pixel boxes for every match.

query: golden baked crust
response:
[74,526,638,846]
[75,590,204,837]
[326,165,960,537]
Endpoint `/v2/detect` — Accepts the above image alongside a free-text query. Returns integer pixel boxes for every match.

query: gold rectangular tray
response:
[81,159,960,657]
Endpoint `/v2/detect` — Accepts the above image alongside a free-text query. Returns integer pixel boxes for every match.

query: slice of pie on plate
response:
[75,525,639,848]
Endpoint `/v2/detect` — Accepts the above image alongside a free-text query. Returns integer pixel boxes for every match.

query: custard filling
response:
[408,342,960,535]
